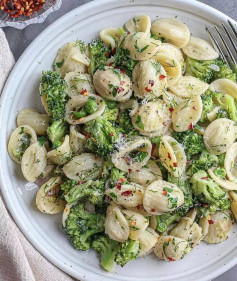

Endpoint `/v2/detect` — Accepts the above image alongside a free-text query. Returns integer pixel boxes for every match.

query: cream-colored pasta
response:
[105,182,144,208]
[69,125,86,154]
[201,211,233,244]
[118,99,139,117]
[132,60,167,99]
[152,53,182,86]
[40,94,50,115]
[143,179,184,215]
[159,136,186,177]
[100,27,124,50]
[54,42,90,77]
[162,91,184,108]
[149,215,157,230]
[207,106,222,122]
[21,142,47,182]
[125,15,151,35]
[122,32,161,60]
[229,191,237,220]
[63,153,103,181]
[39,162,55,179]
[138,227,159,257]
[208,168,237,190]
[154,236,191,261]
[169,76,209,98]
[64,72,95,98]
[128,160,162,187]
[65,94,105,125]
[17,108,49,135]
[209,78,237,99]
[93,67,132,102]
[172,95,203,132]
[131,100,171,137]
[182,37,219,60]
[62,202,78,228]
[204,118,237,155]
[36,176,66,214]
[151,18,190,48]
[104,204,129,243]
[126,205,151,217]
[8,125,37,164]
[225,143,237,182]
[122,209,149,240]
[112,137,152,172]
[47,135,72,165]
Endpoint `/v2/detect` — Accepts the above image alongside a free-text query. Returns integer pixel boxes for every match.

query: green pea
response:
[73,109,87,119]
[84,100,98,114]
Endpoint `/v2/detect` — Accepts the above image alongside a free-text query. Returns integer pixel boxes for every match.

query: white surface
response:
[1,0,237,280]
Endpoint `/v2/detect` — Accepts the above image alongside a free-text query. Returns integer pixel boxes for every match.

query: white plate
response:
[1,0,237,280]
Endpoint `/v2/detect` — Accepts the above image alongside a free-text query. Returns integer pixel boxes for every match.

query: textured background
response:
[2,0,237,280]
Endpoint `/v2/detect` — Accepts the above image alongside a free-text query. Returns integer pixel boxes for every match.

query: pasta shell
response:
[169,76,209,98]
[138,227,159,257]
[209,78,237,99]
[47,135,72,165]
[159,136,186,177]
[112,137,152,172]
[69,125,86,154]
[100,27,125,49]
[17,108,49,135]
[143,179,184,215]
[172,95,203,132]
[104,204,129,243]
[65,94,105,125]
[204,118,237,155]
[93,67,132,102]
[208,168,237,190]
[63,153,103,181]
[207,106,222,122]
[131,100,171,137]
[62,202,78,228]
[36,176,66,214]
[21,142,47,182]
[182,37,219,60]
[132,60,167,99]
[122,209,149,240]
[40,162,55,179]
[122,32,161,60]
[225,143,237,182]
[125,15,151,36]
[151,18,190,48]
[40,94,50,116]
[118,99,139,117]
[126,205,151,217]
[162,91,184,109]
[229,191,237,220]
[8,125,37,164]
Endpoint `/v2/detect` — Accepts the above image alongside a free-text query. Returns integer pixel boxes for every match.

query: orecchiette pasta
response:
[207,106,222,122]
[118,99,139,117]
[69,125,86,154]
[93,67,132,102]
[62,153,103,181]
[172,95,203,132]
[229,191,237,220]
[143,179,184,215]
[21,141,47,182]
[17,108,49,135]
[151,18,190,48]
[154,236,191,261]
[203,118,237,155]
[182,37,219,60]
[225,143,237,182]
[36,176,66,214]
[208,168,237,190]
[100,27,124,50]
[104,204,129,243]
[138,227,159,257]
[54,41,90,77]
[122,209,149,240]
[125,15,151,36]
[126,205,151,217]
[159,136,186,177]
[8,125,37,164]
[162,91,184,109]
[131,100,171,137]
[39,162,55,179]
[209,78,237,99]
[62,202,78,228]
[132,60,167,99]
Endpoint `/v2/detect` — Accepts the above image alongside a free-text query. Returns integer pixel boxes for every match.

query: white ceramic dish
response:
[1,0,237,280]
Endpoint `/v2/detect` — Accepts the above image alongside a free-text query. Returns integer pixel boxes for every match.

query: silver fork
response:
[206,20,237,72]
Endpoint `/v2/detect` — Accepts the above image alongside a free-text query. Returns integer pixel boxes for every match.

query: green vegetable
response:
[128,151,148,162]
[72,109,87,119]
[114,48,137,78]
[213,60,236,81]
[84,99,98,114]
[214,167,226,179]
[218,154,226,167]
[47,119,68,144]
[37,136,47,147]
[115,240,140,267]
[135,115,144,130]
[105,100,117,109]
[200,91,215,122]
[110,168,127,185]
[118,109,138,136]
[60,179,78,195]
[89,40,110,74]
[216,108,230,119]
[12,134,31,160]
[102,102,119,122]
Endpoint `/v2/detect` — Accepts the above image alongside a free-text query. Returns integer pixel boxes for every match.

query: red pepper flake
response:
[151,143,156,156]
[116,183,122,190]
[201,177,208,180]
[120,69,126,74]
[118,178,125,184]
[168,257,175,262]
[192,106,197,110]
[81,89,87,95]
[120,81,126,85]
[162,190,167,196]
[149,80,154,87]
[151,208,156,212]
[95,155,98,160]
[78,181,86,185]
[121,190,133,196]
[167,153,171,160]
[137,204,142,210]
[188,123,194,130]
[159,74,166,80]
[163,122,167,126]
[145,87,152,92]
[169,107,174,112]
[86,133,91,139]
[128,169,132,174]
[112,48,116,55]
[127,31,130,35]
[123,133,127,138]
[186,160,191,165]
[208,220,214,224]
[110,133,114,137]
[173,162,178,167]
[105,52,110,57]
[202,203,208,207]
[117,87,124,93]
[108,62,114,67]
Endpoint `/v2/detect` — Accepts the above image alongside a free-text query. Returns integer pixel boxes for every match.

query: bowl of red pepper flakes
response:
[0,0,62,29]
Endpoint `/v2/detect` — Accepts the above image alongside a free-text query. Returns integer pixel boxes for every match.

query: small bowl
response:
[0,0,62,29]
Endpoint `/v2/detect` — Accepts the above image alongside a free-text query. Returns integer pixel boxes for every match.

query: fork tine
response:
[227,20,237,39]
[221,23,237,55]
[214,25,237,67]
[206,27,229,65]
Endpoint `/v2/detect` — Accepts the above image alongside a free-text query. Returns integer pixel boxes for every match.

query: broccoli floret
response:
[187,150,218,175]
[190,170,225,204]
[173,130,205,159]
[92,235,120,272]
[65,180,105,205]
[218,154,225,167]
[200,91,215,122]
[40,71,67,122]
[114,48,137,78]
[102,101,119,122]
[65,202,105,250]
[89,40,110,74]
[110,168,127,184]
[213,60,236,81]
[60,178,78,195]
[196,197,231,216]
[155,212,182,233]
[47,119,68,146]
[214,167,226,179]
[115,240,140,267]
[118,109,138,136]
[84,116,119,156]
[216,108,230,119]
